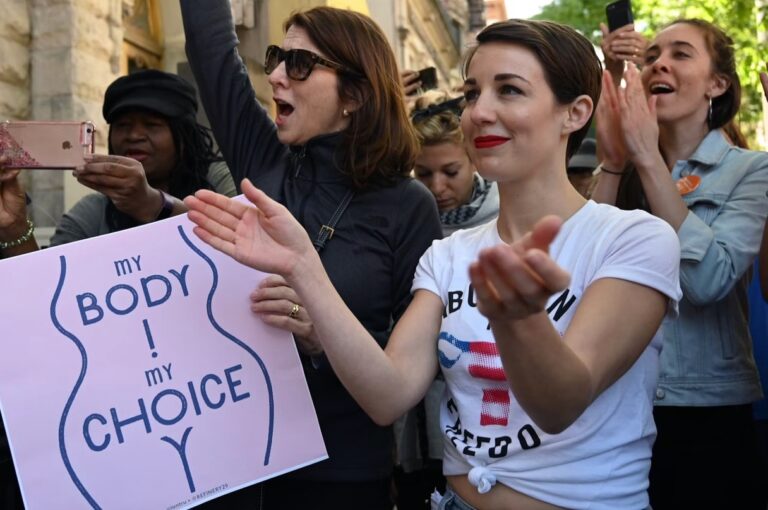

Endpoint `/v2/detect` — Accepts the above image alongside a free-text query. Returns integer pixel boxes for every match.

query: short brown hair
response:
[285,7,417,188]
[463,19,602,161]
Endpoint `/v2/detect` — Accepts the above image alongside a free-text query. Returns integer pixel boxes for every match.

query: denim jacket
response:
[656,129,768,406]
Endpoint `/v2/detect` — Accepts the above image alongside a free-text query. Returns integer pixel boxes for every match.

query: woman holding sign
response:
[592,19,768,509]
[186,19,682,510]
[179,1,440,508]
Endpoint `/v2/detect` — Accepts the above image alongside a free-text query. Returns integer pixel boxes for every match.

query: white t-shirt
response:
[412,201,682,510]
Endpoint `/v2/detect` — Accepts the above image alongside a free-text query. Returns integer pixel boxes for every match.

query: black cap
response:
[102,70,198,123]
[568,138,598,174]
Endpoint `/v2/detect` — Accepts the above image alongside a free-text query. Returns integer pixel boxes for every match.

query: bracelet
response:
[0,219,35,250]
[155,190,174,221]
[594,164,625,176]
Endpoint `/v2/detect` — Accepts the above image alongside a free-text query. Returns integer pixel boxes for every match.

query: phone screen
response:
[417,67,438,92]
[606,0,634,32]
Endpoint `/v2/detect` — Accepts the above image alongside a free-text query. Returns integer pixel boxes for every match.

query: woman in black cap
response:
[0,69,235,254]
[51,69,235,244]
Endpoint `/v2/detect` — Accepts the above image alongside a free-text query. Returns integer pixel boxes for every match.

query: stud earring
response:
[342,109,350,117]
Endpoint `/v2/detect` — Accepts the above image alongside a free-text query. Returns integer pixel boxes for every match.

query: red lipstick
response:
[474,136,509,149]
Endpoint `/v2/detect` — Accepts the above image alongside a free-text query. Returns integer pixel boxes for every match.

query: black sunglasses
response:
[265,45,352,81]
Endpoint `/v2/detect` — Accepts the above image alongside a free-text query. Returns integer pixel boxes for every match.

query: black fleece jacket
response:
[181,0,441,481]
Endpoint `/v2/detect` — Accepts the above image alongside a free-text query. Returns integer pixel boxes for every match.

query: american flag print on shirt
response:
[438,332,510,426]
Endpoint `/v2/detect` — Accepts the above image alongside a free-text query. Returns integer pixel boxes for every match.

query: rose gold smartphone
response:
[0,120,96,169]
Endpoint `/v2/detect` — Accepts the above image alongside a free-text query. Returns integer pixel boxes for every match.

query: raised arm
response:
[179,0,285,184]
[184,181,442,425]
[591,71,628,205]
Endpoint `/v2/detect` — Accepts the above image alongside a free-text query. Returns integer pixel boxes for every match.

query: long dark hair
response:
[284,7,417,188]
[165,118,221,198]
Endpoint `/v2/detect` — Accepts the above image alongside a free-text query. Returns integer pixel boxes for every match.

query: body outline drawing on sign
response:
[51,226,277,509]
[177,225,276,466]
[51,255,101,510]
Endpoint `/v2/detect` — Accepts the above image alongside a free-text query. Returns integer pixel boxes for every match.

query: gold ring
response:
[288,303,300,319]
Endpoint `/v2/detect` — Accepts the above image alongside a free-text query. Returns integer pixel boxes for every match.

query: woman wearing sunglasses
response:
[179,2,441,509]
[185,18,683,510]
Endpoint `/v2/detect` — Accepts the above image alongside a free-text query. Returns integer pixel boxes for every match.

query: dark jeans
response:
[649,405,768,510]
[198,476,392,510]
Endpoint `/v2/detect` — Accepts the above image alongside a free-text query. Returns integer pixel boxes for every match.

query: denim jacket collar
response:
[687,129,730,167]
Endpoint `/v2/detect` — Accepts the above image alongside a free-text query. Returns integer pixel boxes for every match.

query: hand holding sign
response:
[250,276,322,356]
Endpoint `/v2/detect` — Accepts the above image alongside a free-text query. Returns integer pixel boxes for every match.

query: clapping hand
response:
[184,178,315,279]
[469,216,570,322]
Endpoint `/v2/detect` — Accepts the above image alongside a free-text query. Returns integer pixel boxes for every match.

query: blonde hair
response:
[411,89,464,147]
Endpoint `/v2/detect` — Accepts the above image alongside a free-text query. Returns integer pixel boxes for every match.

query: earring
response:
[342,109,350,117]
[707,95,713,127]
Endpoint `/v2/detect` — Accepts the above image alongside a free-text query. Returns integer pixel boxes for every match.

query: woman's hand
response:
[600,23,648,81]
[0,156,30,243]
[400,70,421,97]
[469,215,571,322]
[250,275,322,356]
[184,178,316,279]
[75,154,163,223]
[617,63,661,171]
[595,71,628,172]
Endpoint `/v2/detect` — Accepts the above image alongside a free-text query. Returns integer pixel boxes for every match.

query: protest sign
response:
[0,210,326,509]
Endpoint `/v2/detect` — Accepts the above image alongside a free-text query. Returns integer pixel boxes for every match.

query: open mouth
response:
[649,83,675,95]
[275,99,295,119]
[123,150,150,162]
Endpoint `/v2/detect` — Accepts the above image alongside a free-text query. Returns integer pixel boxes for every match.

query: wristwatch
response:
[156,190,174,220]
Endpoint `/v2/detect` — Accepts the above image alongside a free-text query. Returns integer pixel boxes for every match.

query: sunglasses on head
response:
[410,96,465,123]
[265,45,353,81]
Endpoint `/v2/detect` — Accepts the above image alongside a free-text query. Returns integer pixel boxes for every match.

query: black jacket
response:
[182,0,442,481]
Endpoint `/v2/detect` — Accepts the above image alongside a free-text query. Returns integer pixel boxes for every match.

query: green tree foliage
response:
[533,0,768,146]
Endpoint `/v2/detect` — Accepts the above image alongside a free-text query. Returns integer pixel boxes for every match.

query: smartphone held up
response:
[406,66,439,96]
[0,121,95,170]
[606,0,634,32]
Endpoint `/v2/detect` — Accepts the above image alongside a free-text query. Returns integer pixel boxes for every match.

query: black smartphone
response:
[606,0,634,32]
[417,67,438,92]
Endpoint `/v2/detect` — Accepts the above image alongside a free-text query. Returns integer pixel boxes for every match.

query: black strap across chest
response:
[313,189,355,253]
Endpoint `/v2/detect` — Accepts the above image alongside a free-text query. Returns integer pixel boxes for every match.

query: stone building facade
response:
[0,0,476,243]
